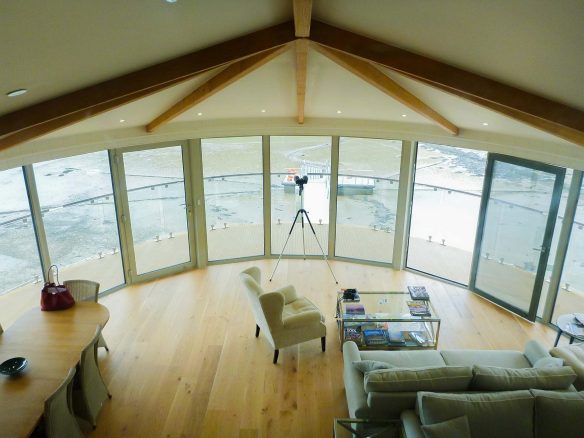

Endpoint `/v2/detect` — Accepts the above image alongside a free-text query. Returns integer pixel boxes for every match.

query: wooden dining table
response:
[0,302,109,438]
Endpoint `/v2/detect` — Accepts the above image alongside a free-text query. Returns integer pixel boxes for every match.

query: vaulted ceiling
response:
[1,0,584,158]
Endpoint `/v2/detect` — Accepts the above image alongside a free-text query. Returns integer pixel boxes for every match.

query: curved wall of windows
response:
[0,135,581,328]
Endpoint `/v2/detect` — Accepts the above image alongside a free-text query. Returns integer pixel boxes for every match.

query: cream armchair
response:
[240,266,326,364]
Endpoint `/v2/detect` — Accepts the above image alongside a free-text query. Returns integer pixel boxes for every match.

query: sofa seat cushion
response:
[417,390,534,438]
[471,365,577,391]
[421,415,471,438]
[441,350,531,368]
[531,389,584,438]
[359,350,445,368]
[364,366,473,393]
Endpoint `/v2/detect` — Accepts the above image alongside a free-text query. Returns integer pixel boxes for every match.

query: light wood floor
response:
[86,259,560,438]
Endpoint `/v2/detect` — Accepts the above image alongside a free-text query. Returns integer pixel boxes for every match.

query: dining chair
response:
[240,266,326,364]
[64,280,109,352]
[44,367,84,438]
[73,325,112,429]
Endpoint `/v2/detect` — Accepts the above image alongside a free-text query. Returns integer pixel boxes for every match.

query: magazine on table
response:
[407,300,431,317]
[407,285,430,300]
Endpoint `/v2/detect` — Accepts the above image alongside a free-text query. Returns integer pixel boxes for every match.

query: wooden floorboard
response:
[77,259,559,437]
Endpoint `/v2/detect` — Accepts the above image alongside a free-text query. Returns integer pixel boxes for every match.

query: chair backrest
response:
[64,280,100,302]
[78,325,110,423]
[0,322,3,334]
[240,267,284,334]
[44,367,83,438]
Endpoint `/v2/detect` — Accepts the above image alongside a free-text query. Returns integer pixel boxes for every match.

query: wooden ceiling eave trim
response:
[295,39,309,124]
[0,76,196,152]
[0,21,297,141]
[312,43,458,135]
[309,20,584,138]
[399,72,584,147]
[293,0,313,37]
[146,44,292,132]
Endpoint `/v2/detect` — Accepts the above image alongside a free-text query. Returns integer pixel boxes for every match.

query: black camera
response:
[294,175,308,195]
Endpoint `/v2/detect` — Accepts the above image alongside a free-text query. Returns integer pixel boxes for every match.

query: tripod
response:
[269,176,339,284]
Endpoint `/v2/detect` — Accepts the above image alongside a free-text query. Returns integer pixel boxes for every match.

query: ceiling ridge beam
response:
[312,43,458,135]
[295,39,309,124]
[0,20,296,142]
[310,20,584,142]
[293,0,313,37]
[146,44,292,132]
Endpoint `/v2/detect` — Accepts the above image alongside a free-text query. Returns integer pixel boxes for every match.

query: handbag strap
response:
[47,264,60,285]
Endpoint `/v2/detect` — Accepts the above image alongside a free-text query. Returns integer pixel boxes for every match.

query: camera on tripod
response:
[294,175,308,195]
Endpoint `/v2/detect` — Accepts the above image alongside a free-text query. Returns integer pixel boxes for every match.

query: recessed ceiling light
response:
[336,110,342,114]
[197,112,203,116]
[261,109,266,113]
[119,119,125,123]
[401,114,407,117]
[482,122,489,126]
[6,88,28,97]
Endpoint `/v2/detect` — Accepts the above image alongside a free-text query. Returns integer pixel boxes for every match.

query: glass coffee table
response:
[336,291,441,350]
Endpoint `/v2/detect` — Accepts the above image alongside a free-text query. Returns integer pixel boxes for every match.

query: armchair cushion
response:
[273,285,298,304]
[282,310,322,329]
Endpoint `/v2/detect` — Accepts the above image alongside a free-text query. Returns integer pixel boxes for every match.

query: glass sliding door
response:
[121,145,192,276]
[270,136,331,256]
[335,137,401,263]
[471,154,565,321]
[33,152,125,291]
[202,137,264,261]
[0,167,44,294]
[407,143,487,284]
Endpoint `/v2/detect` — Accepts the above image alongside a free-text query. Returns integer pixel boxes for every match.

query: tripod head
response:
[294,175,308,196]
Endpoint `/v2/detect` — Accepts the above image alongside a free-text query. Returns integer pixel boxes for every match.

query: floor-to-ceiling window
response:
[270,136,331,257]
[121,146,191,275]
[407,143,487,284]
[33,152,124,291]
[335,137,401,263]
[202,136,264,261]
[552,176,584,321]
[0,167,43,294]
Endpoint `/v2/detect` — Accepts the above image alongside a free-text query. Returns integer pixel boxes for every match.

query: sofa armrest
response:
[401,410,424,438]
[273,285,298,304]
[524,340,551,366]
[282,310,321,329]
[343,341,369,418]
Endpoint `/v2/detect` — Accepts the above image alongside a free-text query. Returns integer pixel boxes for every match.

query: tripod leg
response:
[269,209,303,281]
[302,211,339,284]
[301,214,306,260]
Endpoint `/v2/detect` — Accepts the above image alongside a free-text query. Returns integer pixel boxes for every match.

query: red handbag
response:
[41,265,75,311]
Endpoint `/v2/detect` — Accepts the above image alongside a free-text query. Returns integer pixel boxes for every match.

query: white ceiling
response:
[2,0,584,147]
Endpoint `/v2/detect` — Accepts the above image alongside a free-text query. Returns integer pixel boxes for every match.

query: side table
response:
[554,314,584,346]
[333,418,402,438]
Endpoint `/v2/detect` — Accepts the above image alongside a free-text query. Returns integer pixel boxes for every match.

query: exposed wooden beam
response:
[293,0,312,37]
[146,45,291,132]
[310,20,584,144]
[0,76,193,151]
[0,21,296,143]
[399,71,584,146]
[295,39,309,124]
[313,43,458,135]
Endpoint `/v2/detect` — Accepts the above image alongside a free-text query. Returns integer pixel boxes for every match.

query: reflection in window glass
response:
[336,137,401,263]
[123,146,191,274]
[0,168,43,294]
[202,137,264,261]
[270,136,331,256]
[407,143,487,284]
[34,152,124,291]
[552,178,584,321]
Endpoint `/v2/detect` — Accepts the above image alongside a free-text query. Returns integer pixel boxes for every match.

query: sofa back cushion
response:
[417,390,534,438]
[364,366,472,393]
[470,365,576,391]
[441,350,531,368]
[531,389,584,438]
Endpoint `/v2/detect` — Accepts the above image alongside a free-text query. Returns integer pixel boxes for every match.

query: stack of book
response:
[408,285,430,300]
[344,327,363,343]
[407,300,431,317]
[387,330,406,345]
[363,329,388,346]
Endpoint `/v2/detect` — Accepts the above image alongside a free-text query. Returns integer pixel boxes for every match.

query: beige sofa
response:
[343,340,571,420]
[551,342,584,390]
[401,389,584,438]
